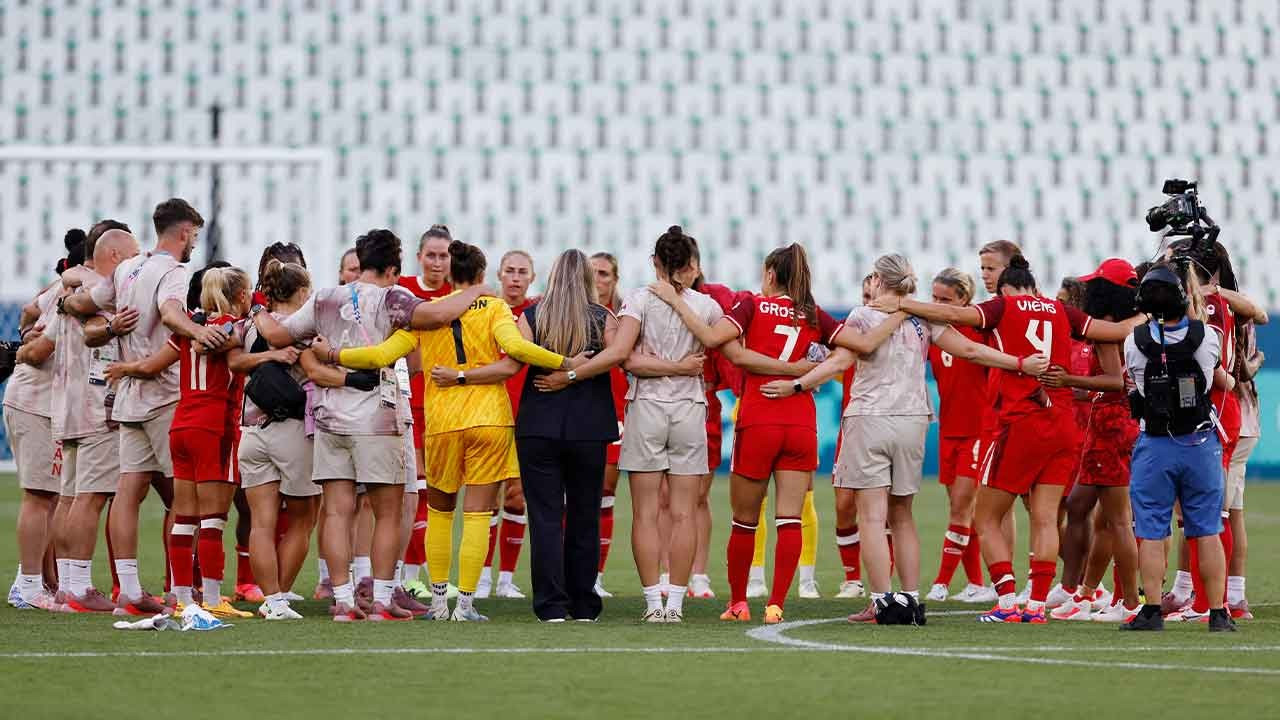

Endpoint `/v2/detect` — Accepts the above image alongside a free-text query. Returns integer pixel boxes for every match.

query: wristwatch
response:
[248,303,267,319]
[457,371,467,385]
[792,380,804,394]
[567,370,578,383]
[105,320,118,338]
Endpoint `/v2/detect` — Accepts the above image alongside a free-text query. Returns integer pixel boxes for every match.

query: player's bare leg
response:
[974,485,1022,621]
[662,473,701,622]
[629,470,667,620]
[688,472,715,599]
[366,483,409,621]
[108,471,155,612]
[321,481,361,619]
[14,489,56,609]
[833,487,864,599]
[657,475,672,594]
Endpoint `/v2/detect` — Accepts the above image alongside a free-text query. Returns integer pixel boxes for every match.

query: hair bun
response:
[1008,254,1030,270]
[667,225,683,236]
[448,239,466,254]
[64,228,87,251]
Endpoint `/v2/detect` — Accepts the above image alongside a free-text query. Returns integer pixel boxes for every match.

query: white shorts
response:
[313,431,406,487]
[238,421,319,498]
[1225,435,1258,511]
[618,398,707,476]
[833,415,929,496]
[119,403,176,476]
[4,407,59,493]
[70,432,120,495]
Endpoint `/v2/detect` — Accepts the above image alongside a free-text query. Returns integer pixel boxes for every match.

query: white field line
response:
[746,619,1280,676]
[0,646,805,660]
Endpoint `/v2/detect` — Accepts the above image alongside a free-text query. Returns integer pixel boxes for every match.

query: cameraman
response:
[1122,265,1234,632]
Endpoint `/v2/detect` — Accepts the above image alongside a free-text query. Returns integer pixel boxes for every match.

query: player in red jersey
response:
[589,252,628,597]
[396,225,453,595]
[1042,260,1143,622]
[924,269,998,605]
[877,256,1137,623]
[652,244,898,624]
[107,266,256,619]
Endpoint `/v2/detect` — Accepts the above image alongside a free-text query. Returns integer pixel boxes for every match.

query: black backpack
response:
[243,332,306,426]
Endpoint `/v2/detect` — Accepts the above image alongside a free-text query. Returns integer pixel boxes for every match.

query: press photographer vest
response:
[1133,320,1211,436]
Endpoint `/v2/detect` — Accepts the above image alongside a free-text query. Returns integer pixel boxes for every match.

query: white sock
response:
[905,589,919,600]
[115,559,142,600]
[317,559,330,582]
[1227,576,1246,605]
[202,577,222,603]
[17,573,42,602]
[353,556,372,582]
[479,566,492,584]
[56,558,71,591]
[333,581,355,607]
[1027,599,1045,612]
[998,593,1017,610]
[642,584,664,612]
[692,573,710,584]
[871,591,888,603]
[666,587,686,613]
[373,578,394,605]
[174,586,194,606]
[404,563,421,582]
[498,570,514,586]
[799,565,815,583]
[394,561,404,588]
[1172,570,1193,599]
[748,565,765,583]
[457,590,474,612]
[430,582,449,607]
[68,560,92,596]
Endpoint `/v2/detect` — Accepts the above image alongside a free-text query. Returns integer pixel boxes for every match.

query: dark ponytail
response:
[996,254,1037,293]
[764,243,817,328]
[448,239,487,285]
[653,225,698,290]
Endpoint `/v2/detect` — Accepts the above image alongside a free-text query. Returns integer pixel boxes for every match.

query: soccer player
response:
[924,269,998,605]
[397,225,453,596]
[1043,260,1143,622]
[319,240,577,621]
[831,273,875,601]
[63,201,226,616]
[18,224,140,612]
[655,245,900,623]
[875,255,1137,623]
[475,249,538,599]
[588,252,628,597]
[6,279,69,610]
[107,265,254,618]
[253,228,496,621]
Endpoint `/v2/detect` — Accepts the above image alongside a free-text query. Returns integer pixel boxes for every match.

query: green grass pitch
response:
[1,474,1277,718]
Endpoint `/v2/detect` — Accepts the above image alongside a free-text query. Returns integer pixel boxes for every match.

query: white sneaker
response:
[1014,583,1031,605]
[7,583,21,607]
[263,602,304,620]
[495,581,526,599]
[663,608,683,623]
[1050,598,1091,621]
[926,583,950,603]
[746,577,769,599]
[1091,603,1132,623]
[475,569,493,599]
[798,579,821,599]
[426,603,451,621]
[687,575,715,599]
[281,591,305,602]
[836,580,865,599]
[642,607,666,623]
[450,606,489,622]
[1046,583,1073,609]
[949,584,998,603]
[594,576,613,598]
[1169,607,1207,623]
[1090,587,1113,612]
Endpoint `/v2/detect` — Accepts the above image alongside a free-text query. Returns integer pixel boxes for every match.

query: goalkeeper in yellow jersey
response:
[311,240,584,620]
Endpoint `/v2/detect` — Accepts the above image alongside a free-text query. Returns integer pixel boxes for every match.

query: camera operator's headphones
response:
[1135,265,1188,312]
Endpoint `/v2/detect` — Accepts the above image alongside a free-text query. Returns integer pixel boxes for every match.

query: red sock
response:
[727,522,757,604]
[1029,559,1056,604]
[403,492,428,565]
[962,530,984,585]
[168,514,198,589]
[235,544,254,586]
[498,511,526,573]
[989,560,1016,598]
[1189,538,1208,613]
[598,497,615,573]
[933,524,970,586]
[836,526,861,582]
[483,512,499,568]
[767,517,803,609]
[197,513,228,587]
[106,503,120,598]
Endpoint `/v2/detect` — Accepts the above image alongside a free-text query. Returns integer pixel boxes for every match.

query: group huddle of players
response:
[2,196,1264,627]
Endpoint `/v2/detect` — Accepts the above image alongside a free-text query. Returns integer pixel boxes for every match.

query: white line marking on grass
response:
[0,646,817,660]
[746,619,1280,676]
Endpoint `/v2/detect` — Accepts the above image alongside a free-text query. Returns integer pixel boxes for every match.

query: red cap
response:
[1079,258,1138,287]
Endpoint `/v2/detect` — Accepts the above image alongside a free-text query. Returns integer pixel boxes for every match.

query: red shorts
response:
[731,425,818,481]
[1076,402,1139,487]
[938,436,980,486]
[707,421,723,473]
[171,428,230,482]
[980,409,1080,496]
[606,417,623,466]
[222,429,241,485]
